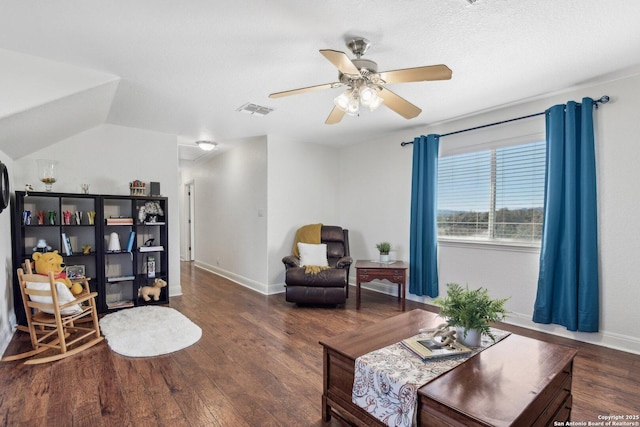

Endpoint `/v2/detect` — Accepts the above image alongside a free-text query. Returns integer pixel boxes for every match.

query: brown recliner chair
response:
[282,225,352,305]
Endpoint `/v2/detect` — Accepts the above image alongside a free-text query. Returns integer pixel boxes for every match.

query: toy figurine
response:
[33,239,52,253]
[139,278,167,301]
[63,211,72,225]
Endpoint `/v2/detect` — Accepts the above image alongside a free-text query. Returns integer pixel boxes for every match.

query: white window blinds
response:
[437,140,546,244]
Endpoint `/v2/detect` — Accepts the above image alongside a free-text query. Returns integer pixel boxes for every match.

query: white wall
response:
[12,124,181,298]
[340,73,640,354]
[266,137,340,292]
[179,136,341,294]
[0,149,15,356]
[338,135,414,266]
[181,137,270,293]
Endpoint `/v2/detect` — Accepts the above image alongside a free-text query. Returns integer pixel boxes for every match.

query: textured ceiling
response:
[1,0,640,162]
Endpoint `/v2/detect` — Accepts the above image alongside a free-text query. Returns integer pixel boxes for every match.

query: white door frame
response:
[185,181,195,261]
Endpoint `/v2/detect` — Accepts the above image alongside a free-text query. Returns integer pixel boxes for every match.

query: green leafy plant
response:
[433,283,509,342]
[376,242,391,255]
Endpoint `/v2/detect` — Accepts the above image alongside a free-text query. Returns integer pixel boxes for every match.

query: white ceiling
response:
[1,0,640,163]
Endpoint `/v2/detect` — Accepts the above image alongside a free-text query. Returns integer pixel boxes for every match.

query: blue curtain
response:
[533,98,599,332]
[409,134,439,297]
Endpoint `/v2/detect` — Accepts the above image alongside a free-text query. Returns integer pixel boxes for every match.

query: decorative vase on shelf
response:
[37,159,58,192]
[108,232,121,252]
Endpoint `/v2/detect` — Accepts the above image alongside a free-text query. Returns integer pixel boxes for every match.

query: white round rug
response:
[99,306,202,357]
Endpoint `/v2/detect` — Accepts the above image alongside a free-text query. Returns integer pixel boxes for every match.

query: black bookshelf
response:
[11,191,169,322]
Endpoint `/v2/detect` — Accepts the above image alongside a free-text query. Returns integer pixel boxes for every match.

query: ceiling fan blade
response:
[378,64,452,84]
[325,106,346,125]
[269,82,338,98]
[377,87,422,119]
[319,49,361,75]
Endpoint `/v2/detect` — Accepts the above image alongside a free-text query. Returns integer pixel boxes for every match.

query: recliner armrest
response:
[336,256,353,269]
[282,255,300,269]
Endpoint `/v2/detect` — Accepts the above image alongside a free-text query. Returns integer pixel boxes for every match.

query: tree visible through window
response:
[437,140,545,244]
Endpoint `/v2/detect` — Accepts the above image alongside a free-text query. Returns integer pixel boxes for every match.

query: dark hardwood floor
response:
[1,262,639,426]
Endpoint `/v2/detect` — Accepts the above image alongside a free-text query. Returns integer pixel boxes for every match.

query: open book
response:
[401,336,472,361]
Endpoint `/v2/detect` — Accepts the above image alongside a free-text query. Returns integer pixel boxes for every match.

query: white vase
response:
[379,253,389,262]
[108,232,122,252]
[455,327,482,347]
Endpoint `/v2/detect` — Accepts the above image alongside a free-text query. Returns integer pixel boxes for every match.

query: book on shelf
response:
[143,221,165,226]
[106,217,134,225]
[61,232,73,256]
[139,245,164,252]
[107,275,135,282]
[106,300,134,309]
[400,336,472,361]
[126,231,136,252]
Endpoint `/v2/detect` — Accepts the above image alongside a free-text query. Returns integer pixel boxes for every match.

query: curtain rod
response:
[400,95,610,146]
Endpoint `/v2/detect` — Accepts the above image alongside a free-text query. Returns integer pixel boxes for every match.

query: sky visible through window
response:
[496,142,546,210]
[438,150,491,213]
[438,141,545,213]
[437,140,546,242]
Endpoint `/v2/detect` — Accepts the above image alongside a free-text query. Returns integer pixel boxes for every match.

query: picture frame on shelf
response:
[66,265,85,279]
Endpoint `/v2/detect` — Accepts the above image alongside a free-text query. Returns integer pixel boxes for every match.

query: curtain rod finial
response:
[597,95,610,104]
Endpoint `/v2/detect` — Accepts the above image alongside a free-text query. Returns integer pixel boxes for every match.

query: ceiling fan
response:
[269,37,452,125]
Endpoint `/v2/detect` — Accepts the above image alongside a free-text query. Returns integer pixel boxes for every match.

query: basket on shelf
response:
[129,180,146,196]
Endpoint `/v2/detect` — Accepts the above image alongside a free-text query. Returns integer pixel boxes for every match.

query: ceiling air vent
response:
[236,102,274,116]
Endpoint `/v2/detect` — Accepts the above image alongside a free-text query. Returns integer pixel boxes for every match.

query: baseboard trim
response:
[194,261,284,295]
[268,283,286,295]
[0,327,15,358]
[504,312,640,355]
[352,279,640,355]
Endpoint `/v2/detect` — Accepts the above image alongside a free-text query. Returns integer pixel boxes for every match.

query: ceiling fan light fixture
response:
[347,98,360,116]
[366,94,384,112]
[196,140,218,151]
[333,90,352,112]
[359,86,376,103]
[359,85,383,111]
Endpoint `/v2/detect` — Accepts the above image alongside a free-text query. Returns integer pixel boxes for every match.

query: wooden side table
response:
[355,260,408,311]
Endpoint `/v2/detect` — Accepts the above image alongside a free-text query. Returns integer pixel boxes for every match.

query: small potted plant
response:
[433,283,509,347]
[376,242,392,262]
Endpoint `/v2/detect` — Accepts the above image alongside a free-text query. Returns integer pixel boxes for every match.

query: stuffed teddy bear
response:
[32,250,73,290]
[139,278,167,301]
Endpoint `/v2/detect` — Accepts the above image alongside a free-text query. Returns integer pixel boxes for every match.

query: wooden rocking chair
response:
[2,266,103,364]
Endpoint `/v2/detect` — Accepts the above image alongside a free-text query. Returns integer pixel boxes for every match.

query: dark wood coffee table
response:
[320,309,577,427]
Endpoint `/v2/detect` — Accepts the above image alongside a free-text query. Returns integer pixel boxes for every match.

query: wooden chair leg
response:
[23,337,104,365]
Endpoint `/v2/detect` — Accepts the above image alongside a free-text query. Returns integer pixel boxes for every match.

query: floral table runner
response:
[352,328,510,427]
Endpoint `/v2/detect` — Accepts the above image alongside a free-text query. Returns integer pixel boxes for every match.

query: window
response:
[437,140,545,244]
